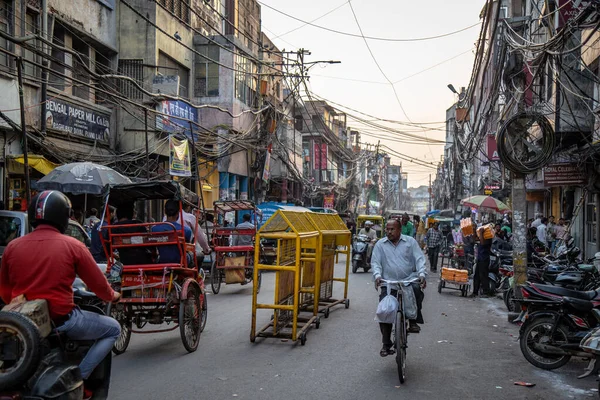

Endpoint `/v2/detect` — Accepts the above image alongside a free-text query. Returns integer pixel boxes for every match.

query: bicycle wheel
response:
[395,306,407,383]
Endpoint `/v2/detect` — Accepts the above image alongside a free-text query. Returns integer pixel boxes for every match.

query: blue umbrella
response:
[426,210,441,216]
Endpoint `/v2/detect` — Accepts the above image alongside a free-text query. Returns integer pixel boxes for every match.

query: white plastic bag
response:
[402,283,418,320]
[376,294,398,324]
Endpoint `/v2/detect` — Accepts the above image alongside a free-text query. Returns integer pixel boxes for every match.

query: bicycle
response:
[381,278,419,384]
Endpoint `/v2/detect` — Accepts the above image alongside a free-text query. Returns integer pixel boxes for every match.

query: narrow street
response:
[110,255,598,400]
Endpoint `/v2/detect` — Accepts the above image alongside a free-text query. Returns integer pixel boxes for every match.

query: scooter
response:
[351,234,373,273]
[0,286,112,399]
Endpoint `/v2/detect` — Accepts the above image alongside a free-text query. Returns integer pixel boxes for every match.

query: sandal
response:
[380,345,393,357]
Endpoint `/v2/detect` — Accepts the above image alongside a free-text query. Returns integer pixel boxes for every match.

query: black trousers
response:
[472,257,491,295]
[427,246,440,271]
[379,284,424,346]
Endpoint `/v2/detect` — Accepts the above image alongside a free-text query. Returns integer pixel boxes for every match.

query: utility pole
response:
[16,58,31,206]
[428,174,432,211]
[511,173,527,308]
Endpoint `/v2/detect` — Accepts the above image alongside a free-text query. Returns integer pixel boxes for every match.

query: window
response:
[72,35,89,100]
[23,10,39,78]
[587,193,597,244]
[49,23,65,90]
[234,53,256,105]
[194,45,219,97]
[118,59,143,100]
[0,1,12,69]
[158,51,189,98]
[157,0,190,23]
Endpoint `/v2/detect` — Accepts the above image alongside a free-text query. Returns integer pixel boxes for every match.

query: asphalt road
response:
[110,255,599,400]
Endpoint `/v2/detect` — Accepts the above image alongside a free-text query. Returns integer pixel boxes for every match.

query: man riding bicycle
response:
[372,219,426,357]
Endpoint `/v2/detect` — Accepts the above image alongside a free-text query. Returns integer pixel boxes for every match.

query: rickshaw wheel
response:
[111,304,132,355]
[200,290,208,333]
[210,260,222,294]
[179,284,202,352]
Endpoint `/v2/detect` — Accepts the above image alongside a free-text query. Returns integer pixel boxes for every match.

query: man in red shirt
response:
[0,190,120,398]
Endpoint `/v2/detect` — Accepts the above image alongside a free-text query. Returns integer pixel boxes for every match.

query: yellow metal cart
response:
[251,210,321,345]
[304,212,351,318]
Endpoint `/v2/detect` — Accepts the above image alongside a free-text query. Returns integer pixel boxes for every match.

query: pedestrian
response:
[536,217,548,249]
[372,219,426,357]
[90,205,117,263]
[531,213,542,228]
[346,216,356,236]
[463,222,476,274]
[400,213,414,237]
[416,215,427,249]
[471,224,493,297]
[546,215,556,253]
[424,222,443,272]
[554,217,567,247]
[83,208,101,232]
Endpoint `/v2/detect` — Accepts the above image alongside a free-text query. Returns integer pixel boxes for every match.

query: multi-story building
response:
[0,0,119,210]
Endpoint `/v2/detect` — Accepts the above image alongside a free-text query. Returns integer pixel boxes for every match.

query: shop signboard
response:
[156,100,198,138]
[45,98,110,142]
[486,135,500,161]
[313,142,328,170]
[557,0,591,29]
[543,163,586,186]
[323,194,335,209]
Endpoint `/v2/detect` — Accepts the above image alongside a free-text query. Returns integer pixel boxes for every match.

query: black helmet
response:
[28,190,71,233]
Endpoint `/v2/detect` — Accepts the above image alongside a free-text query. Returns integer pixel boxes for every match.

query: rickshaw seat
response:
[216,245,254,252]
[121,263,183,273]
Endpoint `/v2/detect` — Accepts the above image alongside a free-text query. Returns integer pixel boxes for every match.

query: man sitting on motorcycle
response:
[359,220,378,262]
[0,190,121,400]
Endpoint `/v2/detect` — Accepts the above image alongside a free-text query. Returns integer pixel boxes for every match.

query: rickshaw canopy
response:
[106,180,199,206]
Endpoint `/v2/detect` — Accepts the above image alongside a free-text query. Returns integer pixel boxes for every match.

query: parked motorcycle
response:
[351,234,373,273]
[0,286,113,399]
[518,283,600,370]
[579,326,600,394]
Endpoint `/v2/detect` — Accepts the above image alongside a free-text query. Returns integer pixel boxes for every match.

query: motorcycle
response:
[351,234,373,273]
[579,326,600,392]
[0,285,112,399]
[518,283,600,370]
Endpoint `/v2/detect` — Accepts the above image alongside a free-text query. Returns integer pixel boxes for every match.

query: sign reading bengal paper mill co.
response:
[543,163,586,186]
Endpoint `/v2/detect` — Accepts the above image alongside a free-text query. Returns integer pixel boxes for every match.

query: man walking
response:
[400,213,414,237]
[471,225,493,297]
[536,217,548,250]
[425,222,443,272]
[372,219,426,357]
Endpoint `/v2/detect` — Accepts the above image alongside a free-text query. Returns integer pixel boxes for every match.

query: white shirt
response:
[531,218,542,228]
[536,223,547,243]
[371,235,427,282]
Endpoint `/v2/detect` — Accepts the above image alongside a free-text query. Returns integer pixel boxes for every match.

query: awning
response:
[10,154,59,175]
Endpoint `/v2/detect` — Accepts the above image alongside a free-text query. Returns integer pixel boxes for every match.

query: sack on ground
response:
[402,284,418,320]
[375,294,398,324]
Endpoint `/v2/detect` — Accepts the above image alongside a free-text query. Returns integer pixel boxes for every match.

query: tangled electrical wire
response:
[496,112,555,174]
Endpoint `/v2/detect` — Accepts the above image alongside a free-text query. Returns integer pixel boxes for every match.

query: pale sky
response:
[260,0,485,187]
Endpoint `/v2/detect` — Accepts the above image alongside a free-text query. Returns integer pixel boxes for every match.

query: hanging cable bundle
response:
[496,112,555,174]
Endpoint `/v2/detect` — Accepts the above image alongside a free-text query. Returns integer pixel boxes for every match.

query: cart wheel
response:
[315,317,321,329]
[437,280,443,294]
[111,304,132,355]
[210,260,221,294]
[324,308,330,319]
[200,290,208,333]
[345,299,350,309]
[179,284,202,353]
[300,333,307,346]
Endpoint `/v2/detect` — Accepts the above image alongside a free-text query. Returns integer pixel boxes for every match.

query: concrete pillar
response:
[239,176,248,200]
[229,174,237,200]
[219,172,229,200]
[281,178,288,203]
[512,175,527,302]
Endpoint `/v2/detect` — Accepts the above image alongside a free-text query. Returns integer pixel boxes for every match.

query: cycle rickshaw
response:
[101,181,207,354]
[209,200,262,294]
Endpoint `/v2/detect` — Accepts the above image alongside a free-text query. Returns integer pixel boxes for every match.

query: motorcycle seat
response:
[562,296,594,312]
[531,283,598,301]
